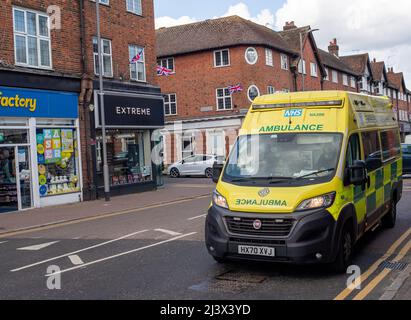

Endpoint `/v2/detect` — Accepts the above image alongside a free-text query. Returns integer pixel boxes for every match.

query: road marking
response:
[46,232,197,276]
[173,184,213,189]
[0,241,8,245]
[334,227,411,300]
[188,214,207,221]
[11,230,149,272]
[68,255,84,266]
[17,241,59,251]
[154,229,182,236]
[352,239,411,300]
[0,195,209,239]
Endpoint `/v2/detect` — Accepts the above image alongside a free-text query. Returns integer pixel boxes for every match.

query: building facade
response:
[0,0,164,214]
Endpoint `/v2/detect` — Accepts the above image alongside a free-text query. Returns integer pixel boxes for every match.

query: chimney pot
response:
[328,38,339,57]
[283,21,297,31]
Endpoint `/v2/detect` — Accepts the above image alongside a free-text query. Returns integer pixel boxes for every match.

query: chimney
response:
[283,21,297,31]
[388,67,394,73]
[328,38,339,57]
[373,58,376,63]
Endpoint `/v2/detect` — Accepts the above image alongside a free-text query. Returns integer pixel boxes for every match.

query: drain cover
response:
[379,260,408,271]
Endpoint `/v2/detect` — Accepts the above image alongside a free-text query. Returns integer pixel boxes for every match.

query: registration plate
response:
[238,245,275,257]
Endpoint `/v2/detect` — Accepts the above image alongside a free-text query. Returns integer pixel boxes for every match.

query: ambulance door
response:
[361,131,383,227]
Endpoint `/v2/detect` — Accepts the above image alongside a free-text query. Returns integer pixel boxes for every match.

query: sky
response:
[154,0,411,89]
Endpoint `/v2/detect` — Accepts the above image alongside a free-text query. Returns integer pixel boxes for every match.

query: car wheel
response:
[169,168,180,178]
[382,198,397,229]
[332,224,354,273]
[205,168,213,178]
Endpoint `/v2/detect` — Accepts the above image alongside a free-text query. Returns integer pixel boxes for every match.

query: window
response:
[129,45,146,82]
[324,68,329,81]
[351,77,356,88]
[345,134,361,169]
[361,131,382,172]
[247,85,260,102]
[214,49,230,67]
[13,8,51,68]
[332,70,338,83]
[310,62,318,77]
[245,47,258,65]
[182,136,194,159]
[267,86,275,94]
[36,128,80,197]
[265,48,273,66]
[298,59,306,74]
[380,130,401,161]
[93,0,109,4]
[164,93,177,116]
[157,57,174,72]
[126,0,142,15]
[280,54,288,70]
[343,74,349,86]
[216,88,232,110]
[93,37,113,77]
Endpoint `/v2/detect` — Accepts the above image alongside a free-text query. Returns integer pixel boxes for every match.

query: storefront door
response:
[0,146,32,213]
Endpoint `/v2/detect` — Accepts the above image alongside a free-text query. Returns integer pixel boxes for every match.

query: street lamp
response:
[95,0,110,202]
[300,28,319,91]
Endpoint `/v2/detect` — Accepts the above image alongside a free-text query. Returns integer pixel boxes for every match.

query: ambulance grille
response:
[225,217,294,238]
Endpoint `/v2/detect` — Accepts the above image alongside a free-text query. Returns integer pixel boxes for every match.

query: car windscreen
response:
[223,133,343,186]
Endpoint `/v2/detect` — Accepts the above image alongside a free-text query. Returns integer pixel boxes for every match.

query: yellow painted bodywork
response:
[216,91,402,223]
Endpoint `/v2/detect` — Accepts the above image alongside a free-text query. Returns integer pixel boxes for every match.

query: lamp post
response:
[300,28,319,91]
[95,0,110,201]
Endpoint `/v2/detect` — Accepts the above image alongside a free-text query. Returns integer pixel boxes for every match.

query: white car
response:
[168,155,224,178]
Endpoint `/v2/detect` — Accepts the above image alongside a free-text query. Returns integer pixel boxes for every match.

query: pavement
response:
[0,176,410,300]
[0,176,214,236]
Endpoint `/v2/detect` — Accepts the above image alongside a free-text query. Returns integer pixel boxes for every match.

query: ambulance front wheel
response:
[332,224,354,273]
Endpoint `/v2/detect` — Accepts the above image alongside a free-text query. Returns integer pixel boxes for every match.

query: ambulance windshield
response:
[223,133,342,186]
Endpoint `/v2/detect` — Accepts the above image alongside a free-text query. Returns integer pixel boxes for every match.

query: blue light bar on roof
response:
[252,100,343,110]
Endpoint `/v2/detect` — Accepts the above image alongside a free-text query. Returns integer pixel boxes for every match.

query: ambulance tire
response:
[382,198,397,229]
[332,224,354,273]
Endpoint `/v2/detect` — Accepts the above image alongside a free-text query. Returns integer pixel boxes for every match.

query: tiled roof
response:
[370,61,386,81]
[156,15,297,58]
[339,53,371,76]
[318,49,359,76]
[387,72,406,90]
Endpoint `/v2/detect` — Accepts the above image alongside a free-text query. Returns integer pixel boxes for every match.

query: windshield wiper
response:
[294,168,336,180]
[231,176,293,183]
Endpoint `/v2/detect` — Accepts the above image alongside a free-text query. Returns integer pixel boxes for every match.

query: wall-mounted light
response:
[89,104,95,112]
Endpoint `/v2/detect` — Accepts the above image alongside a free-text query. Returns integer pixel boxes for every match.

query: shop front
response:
[92,90,164,197]
[0,86,81,214]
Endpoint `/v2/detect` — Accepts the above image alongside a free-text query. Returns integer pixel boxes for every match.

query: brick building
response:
[0,0,164,214]
[370,59,389,96]
[387,68,410,138]
[156,16,299,164]
[339,53,374,95]
[319,39,359,92]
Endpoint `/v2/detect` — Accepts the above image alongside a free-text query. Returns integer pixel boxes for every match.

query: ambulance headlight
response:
[213,190,229,209]
[296,192,336,211]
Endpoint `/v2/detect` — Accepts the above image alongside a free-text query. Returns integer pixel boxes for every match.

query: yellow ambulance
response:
[206,91,403,272]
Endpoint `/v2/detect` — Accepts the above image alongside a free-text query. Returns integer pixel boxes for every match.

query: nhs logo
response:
[284,109,303,117]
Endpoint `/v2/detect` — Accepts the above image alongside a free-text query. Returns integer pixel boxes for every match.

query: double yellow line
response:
[334,227,411,300]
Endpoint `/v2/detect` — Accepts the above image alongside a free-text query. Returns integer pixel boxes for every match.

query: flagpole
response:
[96,0,110,202]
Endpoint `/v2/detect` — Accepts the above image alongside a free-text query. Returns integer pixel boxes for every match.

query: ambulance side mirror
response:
[349,160,367,186]
[212,162,224,183]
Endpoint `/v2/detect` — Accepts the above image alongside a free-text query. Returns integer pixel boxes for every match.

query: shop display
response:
[36,128,80,197]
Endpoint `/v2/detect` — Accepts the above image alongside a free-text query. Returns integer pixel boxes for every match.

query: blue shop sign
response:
[0,86,78,119]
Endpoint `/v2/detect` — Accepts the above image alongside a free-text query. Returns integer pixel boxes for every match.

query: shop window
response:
[129,45,146,82]
[97,130,153,186]
[0,129,28,145]
[380,129,401,161]
[13,7,51,68]
[36,128,80,197]
[361,131,382,172]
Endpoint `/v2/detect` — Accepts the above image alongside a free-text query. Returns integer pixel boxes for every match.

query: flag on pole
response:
[130,49,144,64]
[156,65,173,76]
[228,84,243,95]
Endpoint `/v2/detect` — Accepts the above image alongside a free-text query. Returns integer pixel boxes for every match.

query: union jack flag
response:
[130,49,144,63]
[157,65,173,76]
[228,84,243,95]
